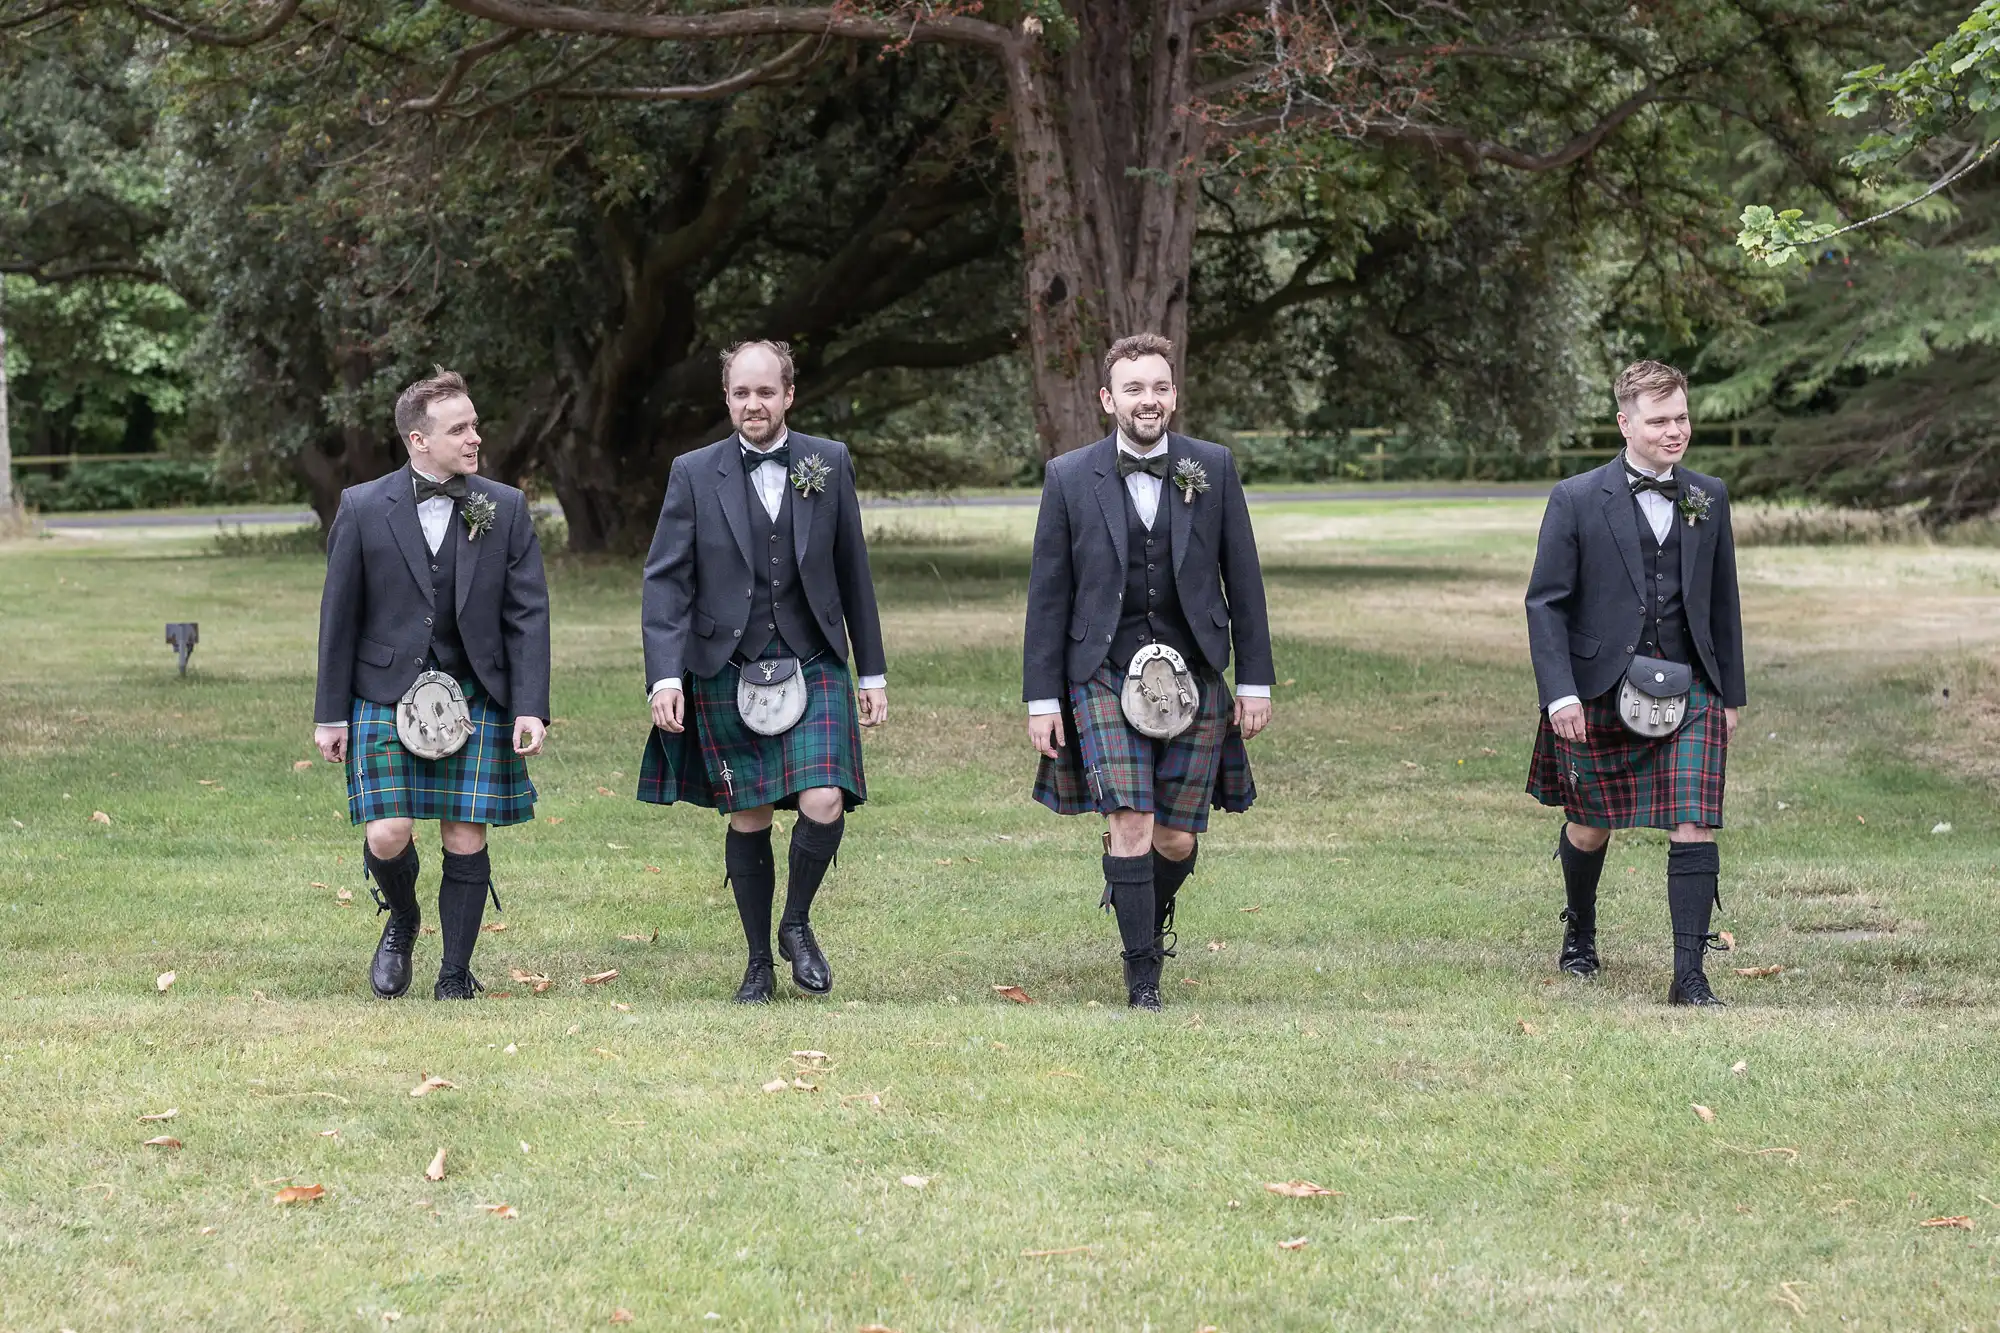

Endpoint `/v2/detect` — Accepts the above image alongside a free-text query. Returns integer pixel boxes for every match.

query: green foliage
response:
[15,458,299,512]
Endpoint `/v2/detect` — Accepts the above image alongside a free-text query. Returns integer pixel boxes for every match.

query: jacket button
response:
[1625,644,1635,653]
[413,658,423,666]
[767,622,776,631]
[431,564,439,573]
[772,557,779,565]
[424,617,433,626]
[1105,634,1113,642]
[733,630,742,638]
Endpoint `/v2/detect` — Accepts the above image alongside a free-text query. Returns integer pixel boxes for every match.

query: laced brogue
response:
[776,921,833,995]
[1668,970,1726,1007]
[371,910,420,999]
[1557,908,1600,977]
[734,959,776,1004]
[434,968,484,1001]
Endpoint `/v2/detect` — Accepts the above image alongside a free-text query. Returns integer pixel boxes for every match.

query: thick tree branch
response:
[553,35,819,102]
[798,327,1023,404]
[440,0,1012,52]
[399,27,526,112]
[0,1,78,32]
[123,0,301,47]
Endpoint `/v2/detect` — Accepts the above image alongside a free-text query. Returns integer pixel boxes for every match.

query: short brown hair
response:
[394,366,469,443]
[720,339,795,391]
[1102,333,1176,387]
[1613,359,1688,413]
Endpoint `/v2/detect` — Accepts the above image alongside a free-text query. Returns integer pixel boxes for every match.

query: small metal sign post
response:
[165,622,199,675]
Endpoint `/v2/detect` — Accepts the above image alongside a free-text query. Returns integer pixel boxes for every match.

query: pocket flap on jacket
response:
[357,637,395,668]
[1068,614,1089,642]
[1568,631,1601,660]
[693,611,716,637]
[1211,605,1230,628]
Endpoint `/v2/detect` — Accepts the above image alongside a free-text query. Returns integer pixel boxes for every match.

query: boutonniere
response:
[1677,484,1713,526]
[790,453,831,497]
[1172,458,1210,505]
[460,491,498,541]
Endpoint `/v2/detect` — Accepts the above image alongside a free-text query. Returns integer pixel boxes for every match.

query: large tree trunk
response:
[292,348,403,534]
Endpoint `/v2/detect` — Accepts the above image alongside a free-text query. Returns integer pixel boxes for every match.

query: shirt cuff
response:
[316,721,348,728]
[1234,684,1271,698]
[648,678,681,699]
[857,674,886,690]
[1547,695,1580,717]
[1027,697,1062,716]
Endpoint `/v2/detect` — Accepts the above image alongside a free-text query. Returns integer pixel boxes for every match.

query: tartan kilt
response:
[1527,675,1727,829]
[1033,664,1254,833]
[637,658,866,814]
[346,678,536,826]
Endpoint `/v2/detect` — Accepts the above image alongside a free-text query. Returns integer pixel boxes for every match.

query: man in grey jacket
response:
[1024,333,1274,1010]
[1524,359,1746,1006]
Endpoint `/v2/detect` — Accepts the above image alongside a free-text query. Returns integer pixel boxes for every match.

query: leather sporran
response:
[396,670,475,760]
[737,656,808,736]
[1616,654,1693,739]
[1120,643,1200,740]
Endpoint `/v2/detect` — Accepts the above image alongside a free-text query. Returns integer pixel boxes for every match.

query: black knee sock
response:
[782,812,844,928]
[1102,853,1158,958]
[1151,841,1198,938]
[1667,839,1722,978]
[364,842,421,922]
[437,846,492,976]
[726,826,776,964]
[1557,826,1607,932]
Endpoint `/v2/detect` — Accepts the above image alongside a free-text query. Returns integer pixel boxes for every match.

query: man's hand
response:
[858,687,888,727]
[1724,706,1740,744]
[1029,711,1066,759]
[1234,695,1273,741]
[651,686,685,733]
[1551,702,1587,743]
[513,716,546,756]
[314,724,347,764]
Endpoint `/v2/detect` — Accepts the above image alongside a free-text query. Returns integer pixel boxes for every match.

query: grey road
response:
[41,483,1552,530]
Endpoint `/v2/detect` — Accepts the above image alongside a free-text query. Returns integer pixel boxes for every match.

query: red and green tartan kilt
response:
[636,658,866,814]
[346,678,536,827]
[1033,665,1255,833]
[1527,676,1728,829]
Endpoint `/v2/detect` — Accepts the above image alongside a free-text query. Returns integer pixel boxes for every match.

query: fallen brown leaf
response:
[762,1078,790,1094]
[155,971,177,992]
[794,1050,830,1062]
[1731,1061,1748,1074]
[857,1325,902,1333]
[142,1135,182,1149]
[90,810,112,825]
[899,1174,930,1189]
[596,786,615,797]
[480,922,507,933]
[318,1129,340,1138]
[197,778,219,786]
[1719,930,1737,949]
[593,1048,621,1060]
[1516,1019,1539,1036]
[610,1312,634,1326]
[293,759,313,771]
[409,1076,456,1098]
[545,816,565,824]
[619,929,660,942]
[1206,940,1226,952]
[1735,965,1784,978]
[1264,1180,1341,1198]
[934,857,953,866]
[419,925,438,935]
[508,969,554,993]
[992,984,1033,1004]
[274,1184,326,1204]
[607,842,630,850]
[137,1108,178,1122]
[1921,1216,1974,1230]
[425,1147,447,1181]
[611,1002,632,1012]
[480,1203,518,1219]
[1277,1236,1310,1250]
[1692,1103,1716,1124]
[336,887,353,904]
[582,969,619,985]
[1238,904,1263,913]
[644,866,662,874]
[791,1079,820,1092]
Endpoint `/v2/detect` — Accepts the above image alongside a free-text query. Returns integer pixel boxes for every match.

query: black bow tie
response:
[1627,469,1679,501]
[1118,451,1170,480]
[743,444,790,472]
[412,471,468,503]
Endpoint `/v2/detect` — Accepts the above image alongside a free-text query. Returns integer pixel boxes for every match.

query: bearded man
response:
[1023,332,1274,1010]
[637,340,888,1003]
[313,368,550,1000]
[1525,359,1747,1006]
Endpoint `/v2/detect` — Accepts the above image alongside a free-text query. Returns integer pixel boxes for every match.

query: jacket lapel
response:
[789,442,815,559]
[385,471,435,606]
[714,439,756,573]
[453,480,479,616]
[1597,460,1646,601]
[1089,435,1129,572]
[1677,474,1701,599]
[1167,433,1193,576]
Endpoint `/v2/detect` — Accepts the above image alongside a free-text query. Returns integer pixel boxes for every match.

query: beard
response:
[737,412,785,446]
[1119,407,1169,446]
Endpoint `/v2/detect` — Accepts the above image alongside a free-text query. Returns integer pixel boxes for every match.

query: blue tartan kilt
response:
[636,657,866,814]
[346,678,536,827]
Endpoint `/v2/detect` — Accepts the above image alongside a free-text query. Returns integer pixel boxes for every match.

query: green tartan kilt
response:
[1527,676,1728,830]
[346,678,536,826]
[637,658,866,814]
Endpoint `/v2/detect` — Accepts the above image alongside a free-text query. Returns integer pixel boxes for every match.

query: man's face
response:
[726,347,794,447]
[1098,353,1177,446]
[1617,387,1690,474]
[409,394,481,477]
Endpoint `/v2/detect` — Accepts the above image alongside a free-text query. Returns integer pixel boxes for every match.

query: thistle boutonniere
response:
[1677,484,1713,526]
[460,491,498,541]
[1172,458,1210,505]
[790,453,831,498]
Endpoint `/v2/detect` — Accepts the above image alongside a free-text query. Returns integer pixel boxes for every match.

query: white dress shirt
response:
[1026,433,1270,717]
[323,467,454,730]
[1546,456,1674,718]
[649,429,885,699]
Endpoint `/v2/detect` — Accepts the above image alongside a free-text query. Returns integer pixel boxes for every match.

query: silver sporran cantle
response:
[737,656,808,736]
[396,670,475,760]
[1616,654,1694,739]
[1120,643,1200,740]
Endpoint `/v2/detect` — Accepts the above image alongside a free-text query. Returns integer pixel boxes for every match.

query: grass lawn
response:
[2,498,1997,1330]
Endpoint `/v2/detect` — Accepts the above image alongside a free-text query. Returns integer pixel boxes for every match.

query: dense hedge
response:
[15,458,302,512]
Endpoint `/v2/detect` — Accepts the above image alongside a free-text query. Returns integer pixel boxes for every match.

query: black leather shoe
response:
[434,968,483,1000]
[371,911,420,999]
[733,959,776,1004]
[1557,909,1600,977]
[1668,970,1726,1007]
[1123,950,1164,1011]
[776,921,833,994]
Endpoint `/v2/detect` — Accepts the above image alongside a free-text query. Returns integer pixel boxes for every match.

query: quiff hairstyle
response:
[1613,359,1688,413]
[1101,332,1176,387]
[394,367,469,443]
[720,339,796,391]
